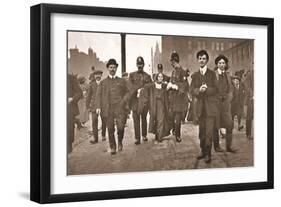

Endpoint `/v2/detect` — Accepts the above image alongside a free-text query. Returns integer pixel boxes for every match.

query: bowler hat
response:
[231,75,241,81]
[106,59,118,68]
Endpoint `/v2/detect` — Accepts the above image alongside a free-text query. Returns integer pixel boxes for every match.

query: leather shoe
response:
[215,147,224,152]
[176,137,182,142]
[118,142,123,151]
[101,136,106,141]
[110,148,116,155]
[227,148,238,153]
[142,136,148,142]
[90,140,98,144]
[135,140,141,145]
[197,153,206,160]
[204,155,212,163]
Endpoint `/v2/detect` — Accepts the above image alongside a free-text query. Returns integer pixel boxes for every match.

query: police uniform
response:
[129,57,152,144]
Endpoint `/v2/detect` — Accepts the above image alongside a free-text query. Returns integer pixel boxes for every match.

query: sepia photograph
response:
[67,31,254,175]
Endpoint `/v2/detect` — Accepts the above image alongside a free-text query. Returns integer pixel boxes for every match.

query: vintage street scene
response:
[67,31,254,175]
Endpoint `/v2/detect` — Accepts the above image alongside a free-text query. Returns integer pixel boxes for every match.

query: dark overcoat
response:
[168,67,189,113]
[129,71,152,112]
[190,68,218,119]
[96,77,130,118]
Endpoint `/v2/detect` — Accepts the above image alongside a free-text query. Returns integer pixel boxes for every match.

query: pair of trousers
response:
[199,116,216,156]
[132,107,148,141]
[171,112,182,137]
[106,106,126,150]
[91,112,106,141]
[67,114,75,154]
[213,127,233,150]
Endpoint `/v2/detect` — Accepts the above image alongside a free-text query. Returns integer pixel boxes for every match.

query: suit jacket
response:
[129,70,152,112]
[190,68,218,118]
[96,76,130,118]
[214,70,234,103]
[67,74,82,117]
[168,67,189,112]
[86,80,100,111]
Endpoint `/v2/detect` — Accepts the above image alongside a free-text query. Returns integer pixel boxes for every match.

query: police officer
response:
[129,56,152,145]
[167,51,189,142]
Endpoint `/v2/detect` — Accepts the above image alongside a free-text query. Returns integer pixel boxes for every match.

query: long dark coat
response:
[168,67,189,113]
[214,70,234,128]
[138,83,171,137]
[190,68,218,119]
[96,76,130,118]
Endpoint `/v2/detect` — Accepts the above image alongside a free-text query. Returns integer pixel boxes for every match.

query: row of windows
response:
[186,41,238,51]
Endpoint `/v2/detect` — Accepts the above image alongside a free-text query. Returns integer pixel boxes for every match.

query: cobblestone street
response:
[68,115,253,175]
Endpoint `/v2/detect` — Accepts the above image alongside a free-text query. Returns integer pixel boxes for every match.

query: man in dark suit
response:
[86,69,106,144]
[231,75,245,131]
[190,50,218,163]
[213,55,237,153]
[129,56,152,145]
[67,74,82,154]
[96,59,130,154]
[167,51,189,142]
[153,63,170,83]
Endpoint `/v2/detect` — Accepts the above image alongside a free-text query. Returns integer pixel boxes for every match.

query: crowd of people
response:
[67,49,254,163]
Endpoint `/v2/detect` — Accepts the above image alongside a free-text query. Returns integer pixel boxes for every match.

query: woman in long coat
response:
[138,73,171,142]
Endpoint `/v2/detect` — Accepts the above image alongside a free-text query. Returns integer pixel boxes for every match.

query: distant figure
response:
[86,69,106,144]
[139,73,171,143]
[231,75,245,131]
[129,56,152,145]
[243,69,254,140]
[153,63,170,83]
[89,66,96,83]
[67,74,82,154]
[76,76,89,126]
[96,59,130,154]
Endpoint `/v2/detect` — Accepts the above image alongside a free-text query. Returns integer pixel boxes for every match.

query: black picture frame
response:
[30,3,274,204]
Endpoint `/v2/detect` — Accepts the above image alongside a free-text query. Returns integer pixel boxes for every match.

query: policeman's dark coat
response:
[168,67,189,113]
[129,71,152,112]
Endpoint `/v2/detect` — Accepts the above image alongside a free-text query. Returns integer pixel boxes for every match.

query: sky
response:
[68,31,161,75]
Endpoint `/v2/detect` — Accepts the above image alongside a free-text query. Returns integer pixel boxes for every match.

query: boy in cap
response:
[86,69,106,144]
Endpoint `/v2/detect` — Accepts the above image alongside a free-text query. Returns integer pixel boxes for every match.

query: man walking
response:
[96,59,130,154]
[129,56,152,145]
[190,50,218,163]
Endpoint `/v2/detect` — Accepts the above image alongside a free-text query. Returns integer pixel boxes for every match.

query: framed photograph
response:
[30,3,274,203]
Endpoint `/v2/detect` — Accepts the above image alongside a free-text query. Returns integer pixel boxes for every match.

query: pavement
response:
[68,115,253,175]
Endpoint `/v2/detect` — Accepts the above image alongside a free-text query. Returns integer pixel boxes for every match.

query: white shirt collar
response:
[108,74,116,79]
[200,65,207,75]
[96,80,101,85]
[217,68,225,75]
[154,82,162,89]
